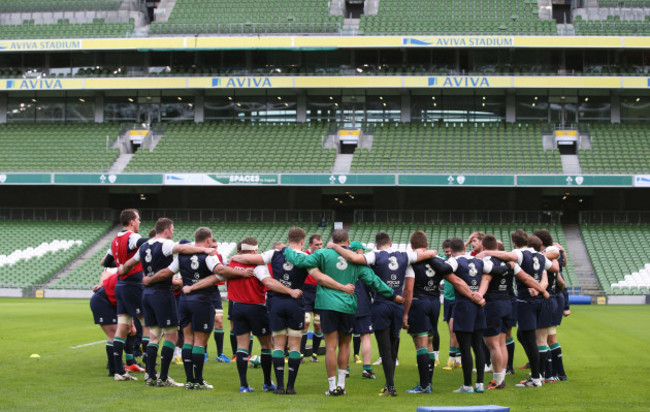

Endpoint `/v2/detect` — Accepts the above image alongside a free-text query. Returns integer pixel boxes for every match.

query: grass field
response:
[1,299,649,412]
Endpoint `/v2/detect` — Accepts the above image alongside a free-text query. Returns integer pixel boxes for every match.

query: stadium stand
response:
[124,122,337,173]
[149,0,342,35]
[0,0,122,13]
[0,123,120,172]
[0,220,112,288]
[581,223,650,294]
[573,14,650,36]
[579,123,650,174]
[351,122,563,174]
[51,220,333,289]
[0,18,134,39]
[359,0,557,35]
[346,221,578,286]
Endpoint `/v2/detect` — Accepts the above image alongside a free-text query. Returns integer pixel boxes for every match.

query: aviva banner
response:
[2,76,649,91]
[4,36,650,53]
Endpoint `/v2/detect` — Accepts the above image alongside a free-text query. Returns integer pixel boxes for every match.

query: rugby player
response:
[403,231,455,394]
[444,237,505,394]
[283,229,402,397]
[119,218,216,387]
[302,234,324,362]
[329,231,437,397]
[477,230,559,388]
[478,234,548,389]
[109,209,149,381]
[149,227,254,389]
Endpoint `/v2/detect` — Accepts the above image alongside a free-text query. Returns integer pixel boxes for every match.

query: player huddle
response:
[90,208,569,396]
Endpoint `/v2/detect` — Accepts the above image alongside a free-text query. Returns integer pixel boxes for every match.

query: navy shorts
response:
[268,296,305,332]
[483,298,512,337]
[371,300,404,339]
[443,299,455,322]
[452,299,486,333]
[354,315,373,335]
[230,301,270,336]
[114,280,144,318]
[408,296,440,336]
[90,288,117,325]
[553,293,565,326]
[302,284,317,313]
[505,297,518,329]
[516,299,543,332]
[538,296,557,329]
[179,295,215,333]
[319,309,355,335]
[142,288,179,328]
[211,289,223,311]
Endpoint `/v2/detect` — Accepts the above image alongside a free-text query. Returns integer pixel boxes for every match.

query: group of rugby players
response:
[90,208,569,396]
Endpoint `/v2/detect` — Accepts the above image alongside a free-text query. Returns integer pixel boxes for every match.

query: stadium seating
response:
[573,14,650,36]
[0,0,121,13]
[359,0,557,36]
[580,223,650,294]
[0,123,120,172]
[347,221,578,286]
[579,123,650,174]
[150,0,342,35]
[351,122,563,174]
[51,221,333,289]
[0,18,134,39]
[0,220,112,288]
[124,122,337,173]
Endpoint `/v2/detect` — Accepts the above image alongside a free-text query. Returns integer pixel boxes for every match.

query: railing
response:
[0,208,115,221]
[354,210,562,224]
[579,211,650,224]
[138,209,334,224]
[154,22,342,36]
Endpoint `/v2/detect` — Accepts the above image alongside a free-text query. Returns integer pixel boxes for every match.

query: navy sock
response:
[236,350,249,387]
[182,344,193,383]
[300,333,307,355]
[551,344,566,377]
[106,341,115,375]
[159,341,175,381]
[145,343,159,379]
[272,349,285,389]
[192,346,205,384]
[113,337,125,375]
[287,351,302,390]
[230,332,237,356]
[261,349,273,386]
[214,329,224,355]
[506,338,515,370]
[416,347,429,388]
[353,335,361,357]
[125,335,136,366]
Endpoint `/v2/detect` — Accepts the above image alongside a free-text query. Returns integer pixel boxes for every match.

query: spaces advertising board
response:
[0,173,636,187]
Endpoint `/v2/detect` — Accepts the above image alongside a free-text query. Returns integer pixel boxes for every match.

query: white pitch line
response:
[70,340,105,349]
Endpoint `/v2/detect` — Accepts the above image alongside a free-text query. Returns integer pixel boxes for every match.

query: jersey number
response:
[425,264,435,278]
[144,248,152,263]
[388,256,399,271]
[533,256,541,271]
[468,262,478,277]
[190,255,199,270]
[336,256,348,270]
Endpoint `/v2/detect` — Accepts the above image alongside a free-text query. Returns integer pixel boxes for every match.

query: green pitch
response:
[1,299,648,411]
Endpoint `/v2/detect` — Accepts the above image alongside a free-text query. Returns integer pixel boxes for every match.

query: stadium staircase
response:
[561,155,582,175]
[45,223,120,289]
[562,224,602,297]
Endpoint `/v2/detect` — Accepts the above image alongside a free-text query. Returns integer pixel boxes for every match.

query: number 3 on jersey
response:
[336,256,348,270]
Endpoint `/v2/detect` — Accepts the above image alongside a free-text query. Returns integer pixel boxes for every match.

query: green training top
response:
[283,247,395,315]
[440,254,455,301]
